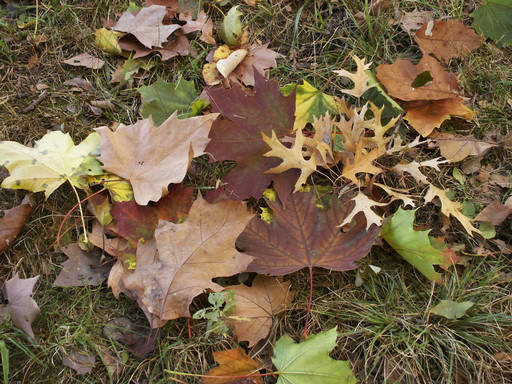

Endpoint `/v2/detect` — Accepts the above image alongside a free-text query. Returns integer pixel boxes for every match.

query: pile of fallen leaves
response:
[1,0,511,381]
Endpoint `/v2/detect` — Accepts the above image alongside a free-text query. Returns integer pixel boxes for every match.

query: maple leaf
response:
[53,243,111,287]
[430,131,496,162]
[339,192,387,230]
[119,195,254,327]
[112,5,180,48]
[0,195,35,255]
[0,131,100,198]
[96,113,218,205]
[471,0,512,48]
[237,191,381,275]
[424,184,481,236]
[225,275,294,347]
[340,141,383,185]
[376,55,460,101]
[414,19,483,62]
[0,274,40,339]
[281,80,338,130]
[202,348,263,384]
[381,208,457,284]
[404,98,476,137]
[205,73,295,200]
[272,327,357,384]
[262,128,317,192]
[179,11,215,45]
[334,55,376,98]
[237,43,281,86]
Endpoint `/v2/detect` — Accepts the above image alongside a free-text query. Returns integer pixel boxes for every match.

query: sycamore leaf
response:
[404,98,476,137]
[340,142,383,185]
[339,192,386,230]
[429,300,474,319]
[263,128,317,192]
[0,195,35,255]
[96,113,218,205]
[53,244,111,287]
[119,195,254,327]
[0,131,100,198]
[272,327,357,384]
[334,55,376,98]
[381,208,456,284]
[202,348,263,384]
[237,191,381,275]
[0,274,40,339]
[414,19,483,62]
[138,78,199,126]
[205,73,295,201]
[281,81,338,130]
[112,5,180,48]
[424,184,481,235]
[225,275,294,347]
[376,55,460,101]
[430,131,496,163]
[471,0,512,48]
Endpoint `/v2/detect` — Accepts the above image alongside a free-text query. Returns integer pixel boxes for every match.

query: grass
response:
[1,0,512,383]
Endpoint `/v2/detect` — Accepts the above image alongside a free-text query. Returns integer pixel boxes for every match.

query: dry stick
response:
[21,91,47,113]
[303,266,314,339]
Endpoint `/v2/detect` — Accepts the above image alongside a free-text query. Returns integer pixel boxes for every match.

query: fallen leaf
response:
[120,195,254,327]
[376,55,460,101]
[237,191,381,275]
[381,208,457,284]
[431,131,496,163]
[225,276,294,347]
[0,195,35,255]
[63,53,105,69]
[0,131,100,198]
[340,142,383,186]
[205,73,295,201]
[339,192,386,230]
[272,327,357,384]
[217,49,248,78]
[112,5,180,48]
[94,27,123,55]
[0,274,40,339]
[53,243,112,287]
[334,55,376,98]
[429,300,473,319]
[471,0,512,48]
[400,9,435,34]
[96,113,218,205]
[179,11,215,45]
[203,348,263,384]
[474,201,512,226]
[62,351,96,375]
[414,19,483,62]
[219,6,242,48]
[237,43,281,86]
[392,158,447,184]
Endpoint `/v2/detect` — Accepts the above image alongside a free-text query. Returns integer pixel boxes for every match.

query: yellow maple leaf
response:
[262,128,317,192]
[334,55,376,98]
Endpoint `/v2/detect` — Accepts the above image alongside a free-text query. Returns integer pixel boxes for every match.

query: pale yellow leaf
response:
[334,55,376,98]
[339,192,386,229]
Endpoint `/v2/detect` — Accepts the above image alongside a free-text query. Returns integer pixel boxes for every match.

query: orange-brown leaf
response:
[0,195,35,255]
[202,348,263,384]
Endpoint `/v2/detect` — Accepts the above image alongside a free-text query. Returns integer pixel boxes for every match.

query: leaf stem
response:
[69,181,88,244]
[303,266,314,339]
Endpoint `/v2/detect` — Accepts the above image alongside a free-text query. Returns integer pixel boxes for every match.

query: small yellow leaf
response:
[94,28,123,55]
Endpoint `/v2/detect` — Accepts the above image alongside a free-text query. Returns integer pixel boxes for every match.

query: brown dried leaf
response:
[0,195,35,255]
[400,9,435,34]
[431,131,496,162]
[203,348,263,384]
[340,142,382,185]
[62,352,96,375]
[474,201,512,226]
[63,53,105,69]
[179,11,216,45]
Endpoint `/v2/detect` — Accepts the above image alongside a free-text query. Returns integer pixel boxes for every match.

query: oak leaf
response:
[112,5,180,48]
[205,73,295,200]
[376,55,460,101]
[340,142,383,185]
[237,191,381,275]
[0,274,40,339]
[392,158,447,184]
[414,19,483,62]
[202,348,263,384]
[334,55,376,98]
[225,275,294,347]
[120,195,254,327]
[96,113,218,205]
[430,131,496,162]
[262,128,317,192]
[0,195,35,255]
[339,192,386,230]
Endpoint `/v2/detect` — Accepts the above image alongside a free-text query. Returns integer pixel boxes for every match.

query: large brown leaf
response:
[225,275,294,347]
[376,55,460,101]
[0,195,35,255]
[237,191,381,275]
[96,112,218,205]
[205,73,295,200]
[120,195,254,327]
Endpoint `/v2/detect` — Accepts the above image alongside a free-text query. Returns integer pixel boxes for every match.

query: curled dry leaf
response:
[0,194,35,254]
[63,53,105,69]
[430,131,496,162]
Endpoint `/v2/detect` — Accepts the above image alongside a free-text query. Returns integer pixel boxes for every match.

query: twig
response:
[21,91,47,113]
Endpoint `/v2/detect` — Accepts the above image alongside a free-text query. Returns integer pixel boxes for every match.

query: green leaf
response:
[138,78,199,126]
[272,327,357,384]
[281,81,338,130]
[471,0,512,47]
[363,70,403,119]
[430,300,474,319]
[381,208,455,284]
[126,1,141,13]
[219,6,243,48]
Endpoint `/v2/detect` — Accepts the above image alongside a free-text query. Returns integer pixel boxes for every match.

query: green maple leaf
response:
[0,131,101,198]
[281,80,338,130]
[138,78,204,126]
[381,208,458,284]
[272,327,357,384]
[471,0,512,47]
